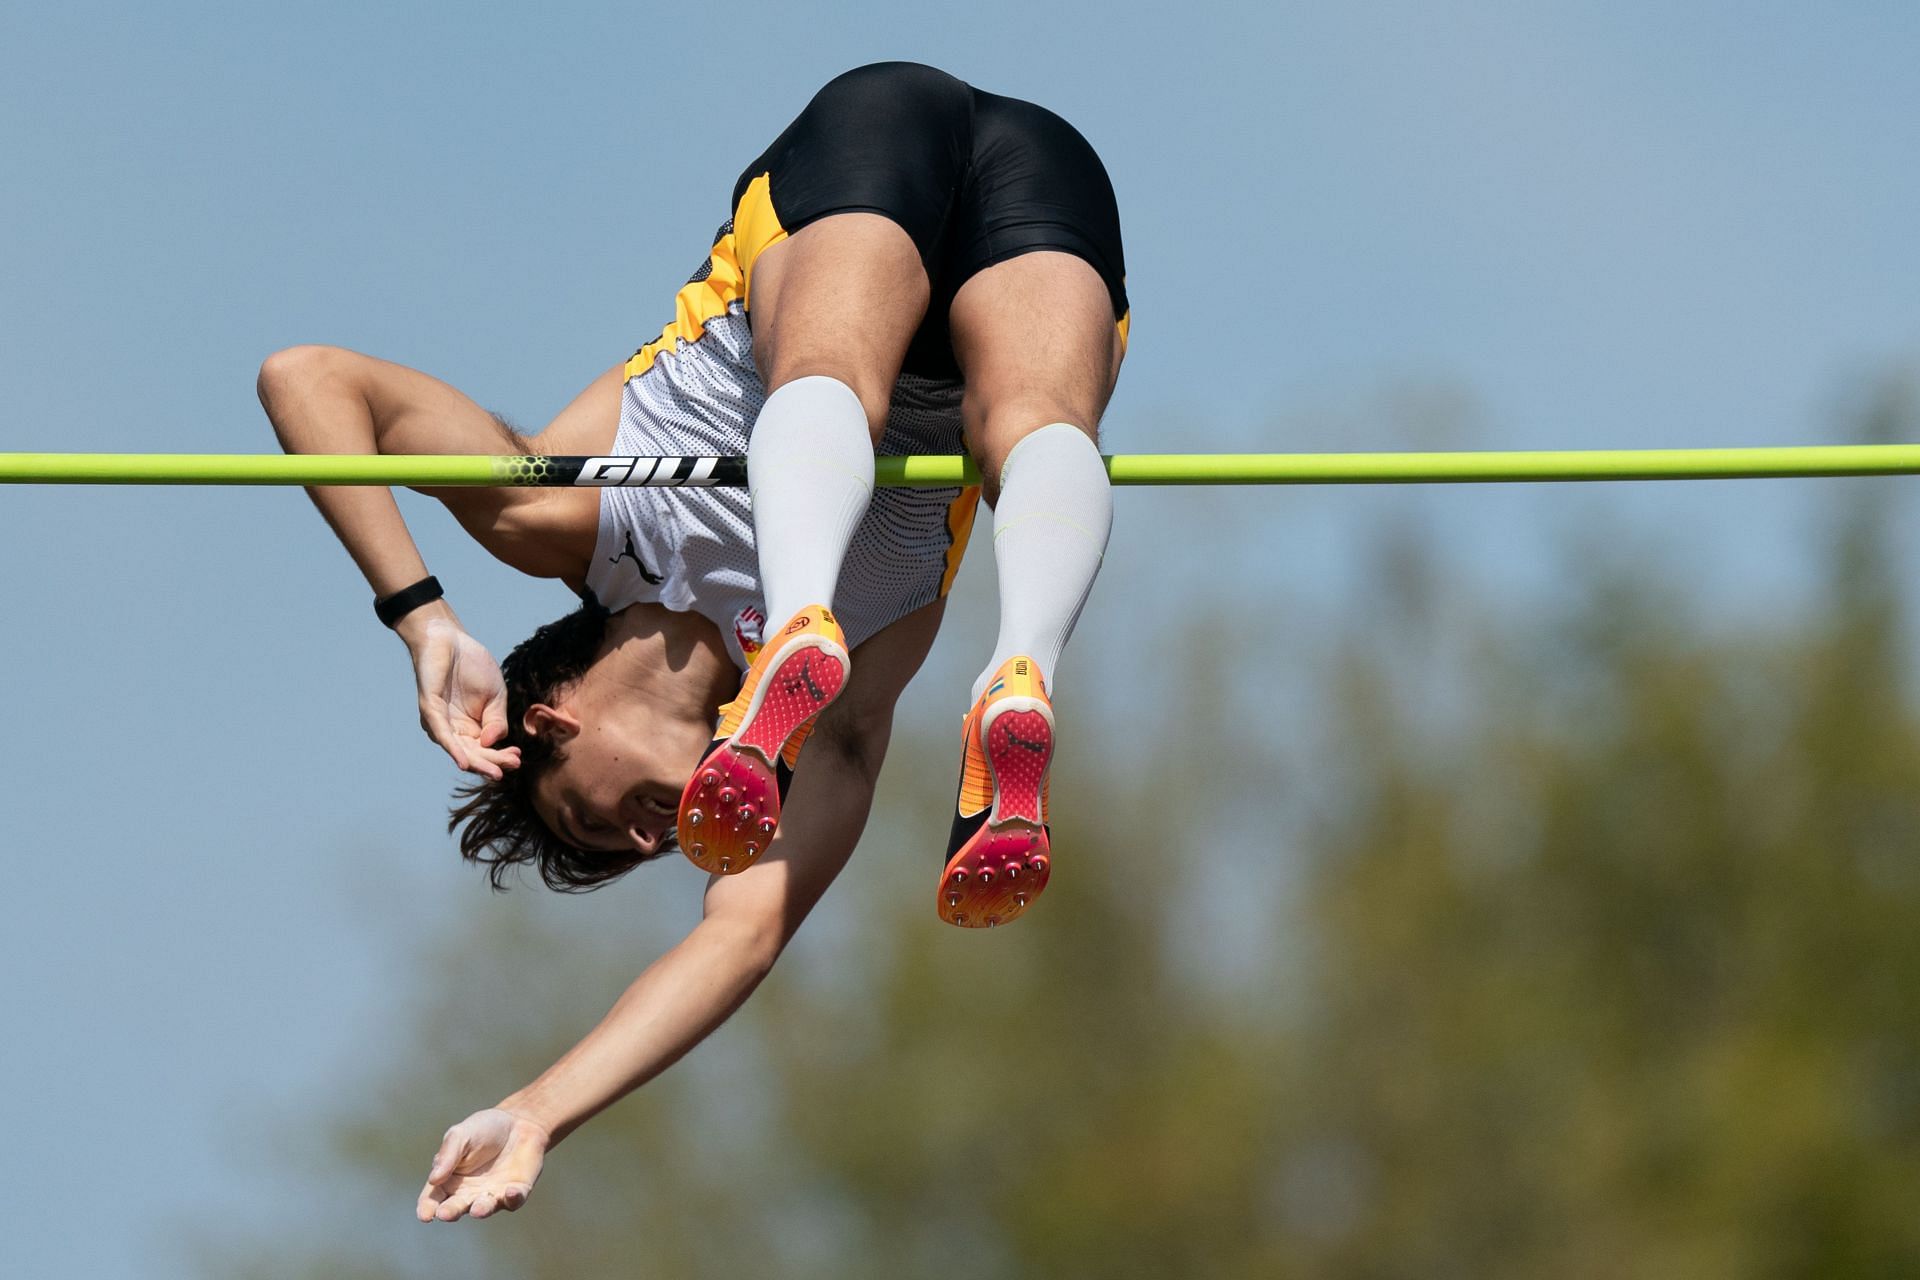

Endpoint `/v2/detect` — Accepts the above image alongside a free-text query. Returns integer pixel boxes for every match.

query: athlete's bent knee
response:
[763,365,894,443]
[967,397,1099,466]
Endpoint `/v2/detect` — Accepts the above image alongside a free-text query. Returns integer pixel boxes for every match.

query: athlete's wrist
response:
[494,1088,569,1146]
[394,599,461,650]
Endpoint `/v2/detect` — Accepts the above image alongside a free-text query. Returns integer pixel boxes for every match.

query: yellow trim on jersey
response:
[731,173,788,306]
[625,174,790,381]
[939,486,981,597]
[1116,309,1131,348]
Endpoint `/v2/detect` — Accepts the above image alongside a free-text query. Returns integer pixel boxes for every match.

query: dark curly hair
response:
[448,594,677,891]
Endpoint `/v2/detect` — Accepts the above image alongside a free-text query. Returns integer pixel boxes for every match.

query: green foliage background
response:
[198,389,1920,1279]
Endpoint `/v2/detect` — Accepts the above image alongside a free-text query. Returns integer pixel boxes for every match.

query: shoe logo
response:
[1015,659,1028,676]
[609,531,663,585]
[785,614,811,634]
[1004,726,1049,755]
[782,654,830,702]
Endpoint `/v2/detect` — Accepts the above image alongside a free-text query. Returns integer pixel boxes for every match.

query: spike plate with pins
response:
[937,825,1051,929]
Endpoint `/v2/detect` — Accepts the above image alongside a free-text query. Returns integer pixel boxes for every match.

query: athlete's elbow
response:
[257,343,326,403]
[257,344,353,440]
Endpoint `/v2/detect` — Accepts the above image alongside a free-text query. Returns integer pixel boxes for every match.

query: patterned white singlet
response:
[582,304,980,671]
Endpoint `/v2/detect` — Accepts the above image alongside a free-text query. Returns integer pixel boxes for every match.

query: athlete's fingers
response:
[427,1127,469,1184]
[429,1178,472,1222]
[498,1183,531,1211]
[476,729,514,761]
[469,1190,500,1218]
[427,720,519,777]
[448,738,518,780]
[416,1181,451,1222]
[454,743,501,780]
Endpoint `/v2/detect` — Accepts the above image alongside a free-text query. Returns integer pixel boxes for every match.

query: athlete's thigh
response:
[733,64,973,430]
[747,213,930,432]
[948,251,1124,485]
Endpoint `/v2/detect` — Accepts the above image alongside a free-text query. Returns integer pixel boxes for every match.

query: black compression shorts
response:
[732,61,1130,380]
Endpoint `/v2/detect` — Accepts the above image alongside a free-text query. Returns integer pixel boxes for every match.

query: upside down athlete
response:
[259,63,1128,1223]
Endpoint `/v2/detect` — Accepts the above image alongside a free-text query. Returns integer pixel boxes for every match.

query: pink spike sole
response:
[678,646,847,875]
[938,708,1054,928]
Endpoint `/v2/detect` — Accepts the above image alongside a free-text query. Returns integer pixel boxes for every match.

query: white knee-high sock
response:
[973,423,1113,701]
[748,376,875,629]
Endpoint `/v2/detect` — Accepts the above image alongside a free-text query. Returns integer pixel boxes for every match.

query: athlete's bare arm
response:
[257,345,621,775]
[258,345,616,584]
[415,600,944,1223]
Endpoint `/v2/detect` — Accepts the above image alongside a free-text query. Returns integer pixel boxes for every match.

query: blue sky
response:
[3,2,1917,1274]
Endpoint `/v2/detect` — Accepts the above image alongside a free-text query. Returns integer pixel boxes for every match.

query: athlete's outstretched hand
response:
[406,616,521,779]
[417,1107,550,1222]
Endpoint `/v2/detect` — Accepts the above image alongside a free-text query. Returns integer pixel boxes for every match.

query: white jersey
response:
[583,303,979,671]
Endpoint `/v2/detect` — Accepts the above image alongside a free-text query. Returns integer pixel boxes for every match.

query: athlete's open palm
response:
[409,618,520,779]
[417,1107,550,1222]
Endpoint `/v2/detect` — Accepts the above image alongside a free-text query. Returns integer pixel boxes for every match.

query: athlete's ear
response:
[523,703,582,741]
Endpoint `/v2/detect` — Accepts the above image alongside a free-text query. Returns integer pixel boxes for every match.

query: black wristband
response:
[375,575,445,629]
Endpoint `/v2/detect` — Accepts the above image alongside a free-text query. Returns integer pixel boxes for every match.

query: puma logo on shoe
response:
[779,653,832,703]
[798,658,830,702]
[1004,727,1049,755]
[609,531,663,585]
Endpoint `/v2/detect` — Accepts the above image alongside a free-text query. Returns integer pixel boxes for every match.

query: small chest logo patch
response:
[734,606,766,657]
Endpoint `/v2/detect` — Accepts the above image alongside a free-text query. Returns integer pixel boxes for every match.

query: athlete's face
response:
[523,695,709,858]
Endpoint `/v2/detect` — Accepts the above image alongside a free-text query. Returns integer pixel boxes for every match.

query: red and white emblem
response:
[734,606,766,658]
